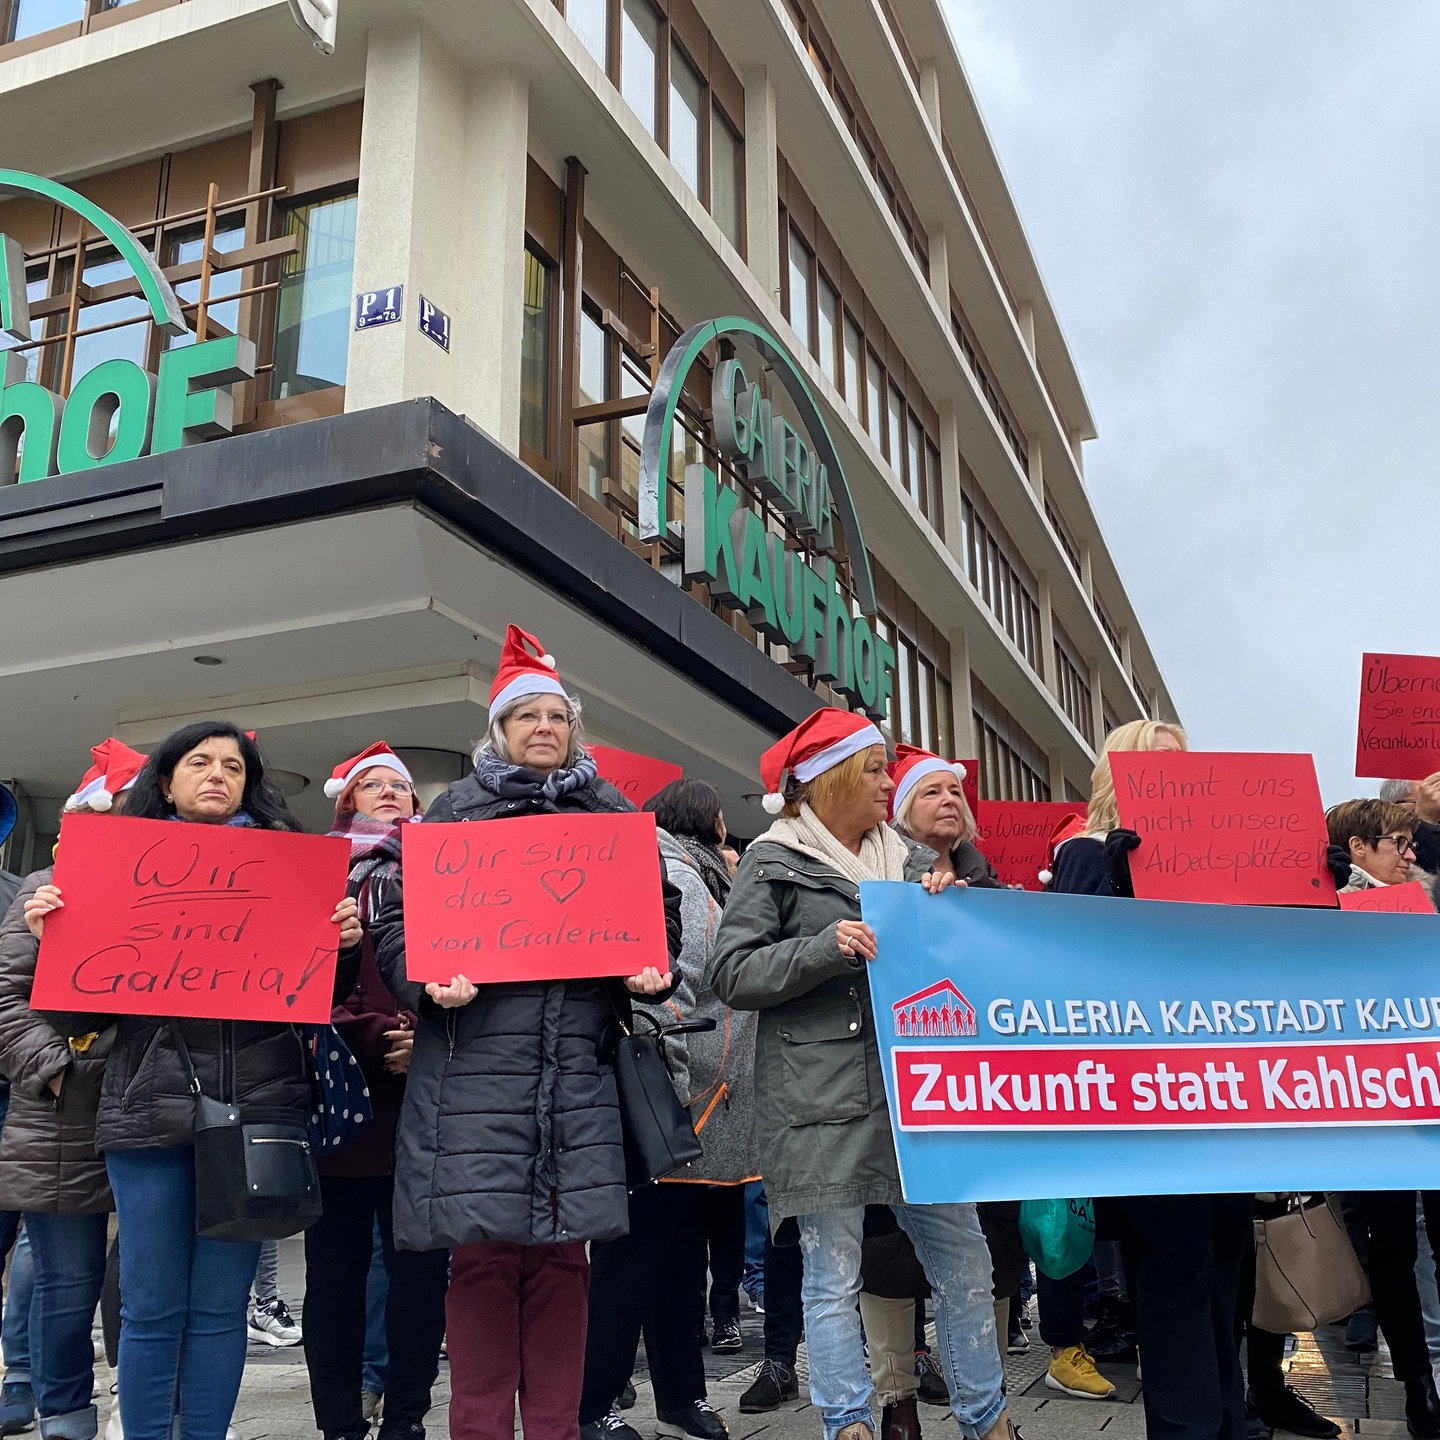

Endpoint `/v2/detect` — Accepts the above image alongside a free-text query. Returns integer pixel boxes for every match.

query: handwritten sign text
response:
[974,801,1087,890]
[1355,652,1440,781]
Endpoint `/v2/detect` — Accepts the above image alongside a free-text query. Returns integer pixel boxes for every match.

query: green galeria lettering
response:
[0,171,257,484]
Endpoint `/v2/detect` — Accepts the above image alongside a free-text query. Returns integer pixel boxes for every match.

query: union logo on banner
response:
[893,979,977,1039]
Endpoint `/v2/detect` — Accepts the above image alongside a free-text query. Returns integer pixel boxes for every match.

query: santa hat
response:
[887,744,968,824]
[66,738,146,812]
[1038,811,1088,886]
[760,709,885,815]
[324,742,414,801]
[489,623,567,720]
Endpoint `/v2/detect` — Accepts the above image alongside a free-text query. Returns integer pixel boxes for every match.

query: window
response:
[817,274,838,385]
[520,245,553,458]
[620,0,660,138]
[1053,625,1093,740]
[271,191,357,400]
[905,410,922,505]
[668,42,703,194]
[924,441,943,534]
[6,0,83,41]
[66,247,149,384]
[567,0,608,66]
[786,227,812,350]
[710,108,742,248]
[1046,500,1082,576]
[577,306,608,501]
[973,678,1051,802]
[865,350,884,450]
[936,675,953,757]
[168,220,245,350]
[886,383,904,479]
[960,485,1042,674]
[896,634,914,743]
[842,311,861,413]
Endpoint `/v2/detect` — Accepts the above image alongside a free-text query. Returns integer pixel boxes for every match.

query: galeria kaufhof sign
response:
[638,318,896,721]
[0,171,255,482]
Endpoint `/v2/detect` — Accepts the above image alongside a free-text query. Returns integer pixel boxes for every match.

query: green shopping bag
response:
[1018,1196,1096,1279]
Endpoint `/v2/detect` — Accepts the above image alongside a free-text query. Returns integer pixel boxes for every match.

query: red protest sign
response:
[31,813,351,1022]
[1109,752,1335,907]
[588,745,683,807]
[1337,882,1435,914]
[973,801,1087,890]
[401,811,668,984]
[955,760,980,820]
[1355,652,1440,780]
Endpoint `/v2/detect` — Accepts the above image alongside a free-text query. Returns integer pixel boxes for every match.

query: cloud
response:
[942,0,1440,799]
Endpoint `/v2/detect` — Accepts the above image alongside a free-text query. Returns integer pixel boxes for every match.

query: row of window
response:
[561,0,743,252]
[3,0,134,44]
[1053,623,1093,740]
[950,304,1028,474]
[781,0,930,280]
[957,483,1042,674]
[973,677,1052,803]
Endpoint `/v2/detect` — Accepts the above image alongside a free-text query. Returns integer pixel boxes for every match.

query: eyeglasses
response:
[1375,834,1417,855]
[356,779,416,796]
[511,710,572,728]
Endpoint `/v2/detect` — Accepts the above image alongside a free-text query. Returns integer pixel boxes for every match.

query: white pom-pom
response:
[540,653,556,669]
[762,792,785,814]
[1038,869,1053,885]
[323,777,346,798]
[90,791,114,811]
[953,763,968,781]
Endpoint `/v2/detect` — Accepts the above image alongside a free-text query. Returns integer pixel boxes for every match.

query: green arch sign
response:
[0,169,254,483]
[637,317,894,720]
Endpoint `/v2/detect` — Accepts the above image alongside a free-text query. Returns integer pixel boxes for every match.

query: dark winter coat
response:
[0,870,113,1213]
[706,834,934,1225]
[371,770,684,1251]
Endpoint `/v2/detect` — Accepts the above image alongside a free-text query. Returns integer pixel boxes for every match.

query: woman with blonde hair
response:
[708,709,1013,1440]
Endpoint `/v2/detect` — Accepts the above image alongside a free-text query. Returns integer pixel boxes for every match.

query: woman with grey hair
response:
[371,624,683,1440]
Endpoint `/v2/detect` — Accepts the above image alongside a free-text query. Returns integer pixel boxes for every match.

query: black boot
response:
[1405,1372,1440,1440]
[1252,1385,1339,1440]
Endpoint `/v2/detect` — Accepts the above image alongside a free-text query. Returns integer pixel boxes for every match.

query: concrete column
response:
[1017,301,1036,358]
[938,399,965,570]
[1090,670,1106,750]
[1037,571,1057,694]
[927,224,950,316]
[1047,746,1067,802]
[948,624,976,758]
[918,60,942,134]
[347,28,530,450]
[744,66,780,303]
[1027,428,1043,499]
[1079,539,1095,602]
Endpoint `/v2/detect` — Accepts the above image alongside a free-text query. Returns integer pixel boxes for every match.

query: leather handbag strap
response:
[167,1019,203,1098]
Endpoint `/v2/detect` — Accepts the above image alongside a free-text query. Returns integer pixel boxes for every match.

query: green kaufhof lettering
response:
[684,462,895,720]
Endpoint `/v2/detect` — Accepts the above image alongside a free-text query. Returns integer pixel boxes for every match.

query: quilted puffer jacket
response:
[371,769,683,1250]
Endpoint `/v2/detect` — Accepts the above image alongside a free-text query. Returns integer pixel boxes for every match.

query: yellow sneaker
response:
[1045,1345,1117,1399]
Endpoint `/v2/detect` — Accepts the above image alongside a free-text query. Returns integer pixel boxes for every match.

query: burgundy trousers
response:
[445,1240,590,1440]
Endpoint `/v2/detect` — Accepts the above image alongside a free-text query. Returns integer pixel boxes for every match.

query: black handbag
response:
[609,1004,715,1189]
[169,1021,322,1242]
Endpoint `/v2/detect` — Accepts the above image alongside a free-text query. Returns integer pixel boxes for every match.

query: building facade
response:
[0,0,1176,867]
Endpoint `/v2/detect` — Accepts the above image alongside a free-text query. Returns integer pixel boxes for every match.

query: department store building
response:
[0,0,1177,867]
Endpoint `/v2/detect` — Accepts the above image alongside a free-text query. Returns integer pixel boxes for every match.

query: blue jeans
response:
[362,1222,388,1397]
[24,1212,108,1439]
[797,1203,1004,1440]
[0,1091,20,1273]
[742,1182,767,1296]
[2,1227,33,1381]
[105,1147,260,1440]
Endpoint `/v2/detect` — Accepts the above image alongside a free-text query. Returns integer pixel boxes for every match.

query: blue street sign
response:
[354,286,403,329]
[418,296,450,353]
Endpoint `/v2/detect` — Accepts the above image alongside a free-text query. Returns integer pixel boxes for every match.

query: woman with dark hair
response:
[22,721,362,1440]
[301,743,450,1440]
[371,626,682,1440]
[577,777,756,1440]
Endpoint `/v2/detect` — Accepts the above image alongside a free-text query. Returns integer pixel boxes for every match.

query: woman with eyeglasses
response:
[300,745,450,1440]
[370,626,683,1440]
[1322,800,1440,1437]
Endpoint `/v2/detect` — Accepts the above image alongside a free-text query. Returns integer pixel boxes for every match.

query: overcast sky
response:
[939,1,1438,802]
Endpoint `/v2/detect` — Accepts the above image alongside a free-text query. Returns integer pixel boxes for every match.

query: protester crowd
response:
[0,620,1435,1440]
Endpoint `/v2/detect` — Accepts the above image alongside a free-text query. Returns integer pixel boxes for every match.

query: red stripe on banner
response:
[892,1041,1440,1131]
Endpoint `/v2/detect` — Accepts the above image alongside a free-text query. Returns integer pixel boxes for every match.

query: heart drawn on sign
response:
[540,868,585,905]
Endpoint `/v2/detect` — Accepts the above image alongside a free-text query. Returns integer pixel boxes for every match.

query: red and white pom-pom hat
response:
[759,708,885,815]
[887,743,967,823]
[66,738,147,812]
[489,623,568,720]
[324,741,415,801]
[1038,811,1088,885]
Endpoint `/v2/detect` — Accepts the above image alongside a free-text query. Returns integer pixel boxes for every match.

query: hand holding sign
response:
[31,814,352,1023]
[1109,752,1335,907]
[402,812,668,985]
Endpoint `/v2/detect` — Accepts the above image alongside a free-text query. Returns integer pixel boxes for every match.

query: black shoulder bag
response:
[169,1021,322,1242]
[608,1000,715,1189]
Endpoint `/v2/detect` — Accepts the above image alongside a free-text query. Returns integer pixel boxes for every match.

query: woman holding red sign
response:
[707,709,1011,1440]
[301,743,450,1440]
[0,740,144,1440]
[22,722,363,1440]
[370,625,683,1440]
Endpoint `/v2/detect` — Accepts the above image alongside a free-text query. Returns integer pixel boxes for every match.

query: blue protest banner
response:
[861,882,1440,1201]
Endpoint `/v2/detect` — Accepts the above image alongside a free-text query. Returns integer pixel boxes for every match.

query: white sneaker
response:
[246,1297,302,1347]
